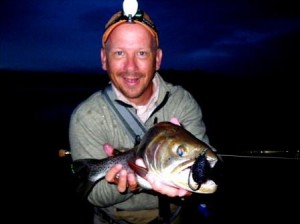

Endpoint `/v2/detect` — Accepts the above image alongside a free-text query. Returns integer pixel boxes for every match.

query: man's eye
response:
[114,51,124,57]
[138,51,147,57]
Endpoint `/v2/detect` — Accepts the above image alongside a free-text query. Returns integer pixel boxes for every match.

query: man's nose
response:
[125,54,138,71]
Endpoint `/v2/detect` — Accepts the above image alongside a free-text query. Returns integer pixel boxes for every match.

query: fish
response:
[72,121,220,198]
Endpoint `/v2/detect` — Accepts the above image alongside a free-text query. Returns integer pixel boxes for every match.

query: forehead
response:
[107,23,154,45]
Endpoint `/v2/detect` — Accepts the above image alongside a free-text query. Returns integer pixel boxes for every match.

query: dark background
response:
[2,0,299,222]
[4,69,299,223]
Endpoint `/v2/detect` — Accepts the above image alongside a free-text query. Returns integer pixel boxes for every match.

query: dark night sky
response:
[1,0,299,76]
[2,0,300,151]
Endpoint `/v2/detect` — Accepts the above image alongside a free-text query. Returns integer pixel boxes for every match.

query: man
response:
[69,4,212,224]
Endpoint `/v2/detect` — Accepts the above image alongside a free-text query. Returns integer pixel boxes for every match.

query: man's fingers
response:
[105,164,140,193]
[117,170,128,192]
[170,117,181,126]
[127,173,139,192]
[178,189,192,197]
[146,173,190,197]
[135,158,146,168]
[105,164,122,182]
[103,143,114,156]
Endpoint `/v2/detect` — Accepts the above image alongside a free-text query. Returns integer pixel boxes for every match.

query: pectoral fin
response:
[128,161,148,178]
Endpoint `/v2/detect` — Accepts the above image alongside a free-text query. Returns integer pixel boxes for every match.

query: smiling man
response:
[69,1,215,223]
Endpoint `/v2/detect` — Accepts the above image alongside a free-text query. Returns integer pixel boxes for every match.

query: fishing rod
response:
[219,150,300,160]
[59,149,299,160]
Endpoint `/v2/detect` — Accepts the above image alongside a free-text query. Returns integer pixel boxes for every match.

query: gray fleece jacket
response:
[69,72,210,211]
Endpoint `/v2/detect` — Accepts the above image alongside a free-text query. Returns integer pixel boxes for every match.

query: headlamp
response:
[102,0,158,46]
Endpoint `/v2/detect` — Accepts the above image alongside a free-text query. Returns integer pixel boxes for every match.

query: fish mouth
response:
[171,152,218,193]
[189,152,212,189]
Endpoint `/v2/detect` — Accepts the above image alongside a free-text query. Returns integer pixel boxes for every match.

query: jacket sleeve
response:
[69,94,135,207]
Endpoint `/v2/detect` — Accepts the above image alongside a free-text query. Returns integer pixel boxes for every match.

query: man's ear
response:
[155,48,163,71]
[100,48,107,71]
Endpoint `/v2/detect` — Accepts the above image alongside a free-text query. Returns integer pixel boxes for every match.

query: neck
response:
[130,83,153,106]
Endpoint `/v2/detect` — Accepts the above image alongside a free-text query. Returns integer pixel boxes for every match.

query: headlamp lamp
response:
[102,0,158,46]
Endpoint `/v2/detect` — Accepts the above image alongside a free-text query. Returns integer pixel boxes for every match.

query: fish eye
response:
[176,145,184,157]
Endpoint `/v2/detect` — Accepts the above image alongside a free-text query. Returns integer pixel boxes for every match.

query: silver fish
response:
[72,122,219,197]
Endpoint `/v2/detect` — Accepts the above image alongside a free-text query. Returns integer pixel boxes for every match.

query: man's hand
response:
[135,158,192,197]
[105,163,139,193]
[104,144,140,193]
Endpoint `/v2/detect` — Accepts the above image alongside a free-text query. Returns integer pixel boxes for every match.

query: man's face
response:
[101,23,162,105]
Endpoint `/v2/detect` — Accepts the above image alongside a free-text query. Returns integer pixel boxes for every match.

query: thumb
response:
[170,117,181,126]
[103,143,114,156]
[135,158,146,168]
